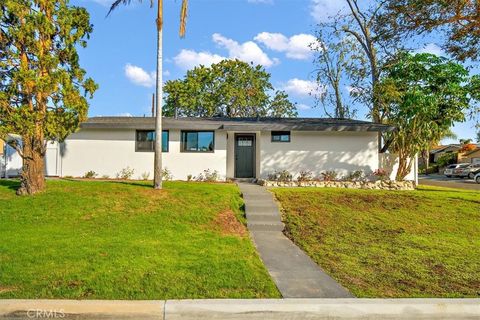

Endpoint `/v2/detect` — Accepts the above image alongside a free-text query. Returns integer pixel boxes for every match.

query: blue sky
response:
[73,0,478,142]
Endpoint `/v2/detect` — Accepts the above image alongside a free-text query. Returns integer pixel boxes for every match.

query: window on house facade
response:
[181,131,215,152]
[271,131,291,142]
[135,130,169,152]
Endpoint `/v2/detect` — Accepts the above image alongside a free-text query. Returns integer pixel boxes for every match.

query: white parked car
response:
[475,173,480,184]
[444,163,470,178]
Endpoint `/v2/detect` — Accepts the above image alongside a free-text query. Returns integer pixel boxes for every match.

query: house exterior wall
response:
[458,149,480,164]
[60,128,227,180]
[258,131,379,179]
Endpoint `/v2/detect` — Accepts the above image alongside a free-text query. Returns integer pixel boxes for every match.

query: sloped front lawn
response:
[272,186,480,298]
[0,180,280,299]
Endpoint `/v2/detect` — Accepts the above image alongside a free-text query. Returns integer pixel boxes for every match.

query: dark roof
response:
[80,117,395,132]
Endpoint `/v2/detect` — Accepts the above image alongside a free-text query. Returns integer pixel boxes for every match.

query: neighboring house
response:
[459,148,480,164]
[2,117,418,181]
[429,144,462,164]
[1,135,23,178]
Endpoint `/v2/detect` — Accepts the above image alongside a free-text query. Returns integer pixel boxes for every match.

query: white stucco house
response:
[1,117,418,181]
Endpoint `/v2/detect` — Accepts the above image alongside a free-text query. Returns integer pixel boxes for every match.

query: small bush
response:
[345,170,364,181]
[436,153,457,168]
[193,169,219,182]
[140,172,150,180]
[204,169,219,182]
[372,168,389,181]
[161,168,173,181]
[297,170,314,182]
[101,174,110,179]
[268,170,293,182]
[83,170,97,179]
[116,167,135,180]
[321,170,338,181]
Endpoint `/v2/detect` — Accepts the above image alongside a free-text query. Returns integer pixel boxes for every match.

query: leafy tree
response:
[379,53,475,180]
[378,0,480,61]
[163,60,297,118]
[311,27,358,119]
[109,0,189,190]
[0,0,97,195]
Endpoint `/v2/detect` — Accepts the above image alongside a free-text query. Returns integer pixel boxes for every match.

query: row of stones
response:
[258,179,416,190]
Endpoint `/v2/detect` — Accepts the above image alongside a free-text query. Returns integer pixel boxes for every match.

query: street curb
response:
[1,299,480,319]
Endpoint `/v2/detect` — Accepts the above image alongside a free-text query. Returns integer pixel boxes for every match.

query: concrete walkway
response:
[237,182,353,298]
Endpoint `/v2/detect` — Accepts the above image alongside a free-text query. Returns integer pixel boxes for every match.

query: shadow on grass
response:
[60,178,153,189]
[0,179,20,192]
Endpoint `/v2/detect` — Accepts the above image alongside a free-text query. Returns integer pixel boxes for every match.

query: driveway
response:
[419,174,480,191]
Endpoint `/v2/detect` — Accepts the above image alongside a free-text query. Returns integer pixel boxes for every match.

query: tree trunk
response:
[153,0,163,190]
[395,153,413,181]
[17,137,45,195]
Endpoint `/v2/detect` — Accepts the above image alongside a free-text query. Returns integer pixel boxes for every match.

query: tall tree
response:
[378,0,480,61]
[109,0,189,190]
[311,27,358,119]
[378,52,475,180]
[163,59,297,118]
[337,0,387,122]
[0,0,97,195]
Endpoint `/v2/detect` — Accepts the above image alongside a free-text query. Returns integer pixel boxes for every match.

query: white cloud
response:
[254,32,316,60]
[163,70,171,77]
[282,78,318,97]
[247,0,273,3]
[117,112,133,117]
[415,43,445,56]
[212,33,278,67]
[173,49,225,70]
[310,0,346,23]
[124,64,155,88]
[296,103,311,110]
[88,0,112,6]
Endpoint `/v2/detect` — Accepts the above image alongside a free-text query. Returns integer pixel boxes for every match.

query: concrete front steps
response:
[240,184,285,232]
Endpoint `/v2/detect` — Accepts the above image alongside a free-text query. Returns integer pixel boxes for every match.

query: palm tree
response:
[109,0,188,189]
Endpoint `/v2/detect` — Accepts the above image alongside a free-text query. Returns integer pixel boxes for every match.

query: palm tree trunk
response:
[154,0,163,189]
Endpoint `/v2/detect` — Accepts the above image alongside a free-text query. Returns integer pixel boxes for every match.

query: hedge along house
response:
[23,116,417,182]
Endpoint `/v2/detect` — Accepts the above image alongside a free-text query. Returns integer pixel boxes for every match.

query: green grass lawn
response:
[0,179,280,299]
[272,185,480,298]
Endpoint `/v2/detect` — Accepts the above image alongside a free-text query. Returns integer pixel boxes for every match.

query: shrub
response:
[116,167,135,180]
[187,174,193,182]
[436,153,457,168]
[83,170,97,179]
[204,169,219,182]
[345,170,364,181]
[101,174,110,179]
[268,170,293,182]
[140,172,150,180]
[161,168,173,181]
[321,170,338,181]
[297,170,314,182]
[372,168,389,181]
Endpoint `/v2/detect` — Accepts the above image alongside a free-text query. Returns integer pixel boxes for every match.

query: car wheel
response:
[476,176,480,184]
[446,175,452,178]
[469,173,475,179]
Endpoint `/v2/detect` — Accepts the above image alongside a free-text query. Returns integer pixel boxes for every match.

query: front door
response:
[235,134,255,178]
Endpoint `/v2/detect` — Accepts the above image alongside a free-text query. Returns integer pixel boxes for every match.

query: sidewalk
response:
[237,182,352,298]
[1,299,479,319]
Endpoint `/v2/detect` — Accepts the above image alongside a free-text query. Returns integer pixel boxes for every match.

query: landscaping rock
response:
[257,179,416,190]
